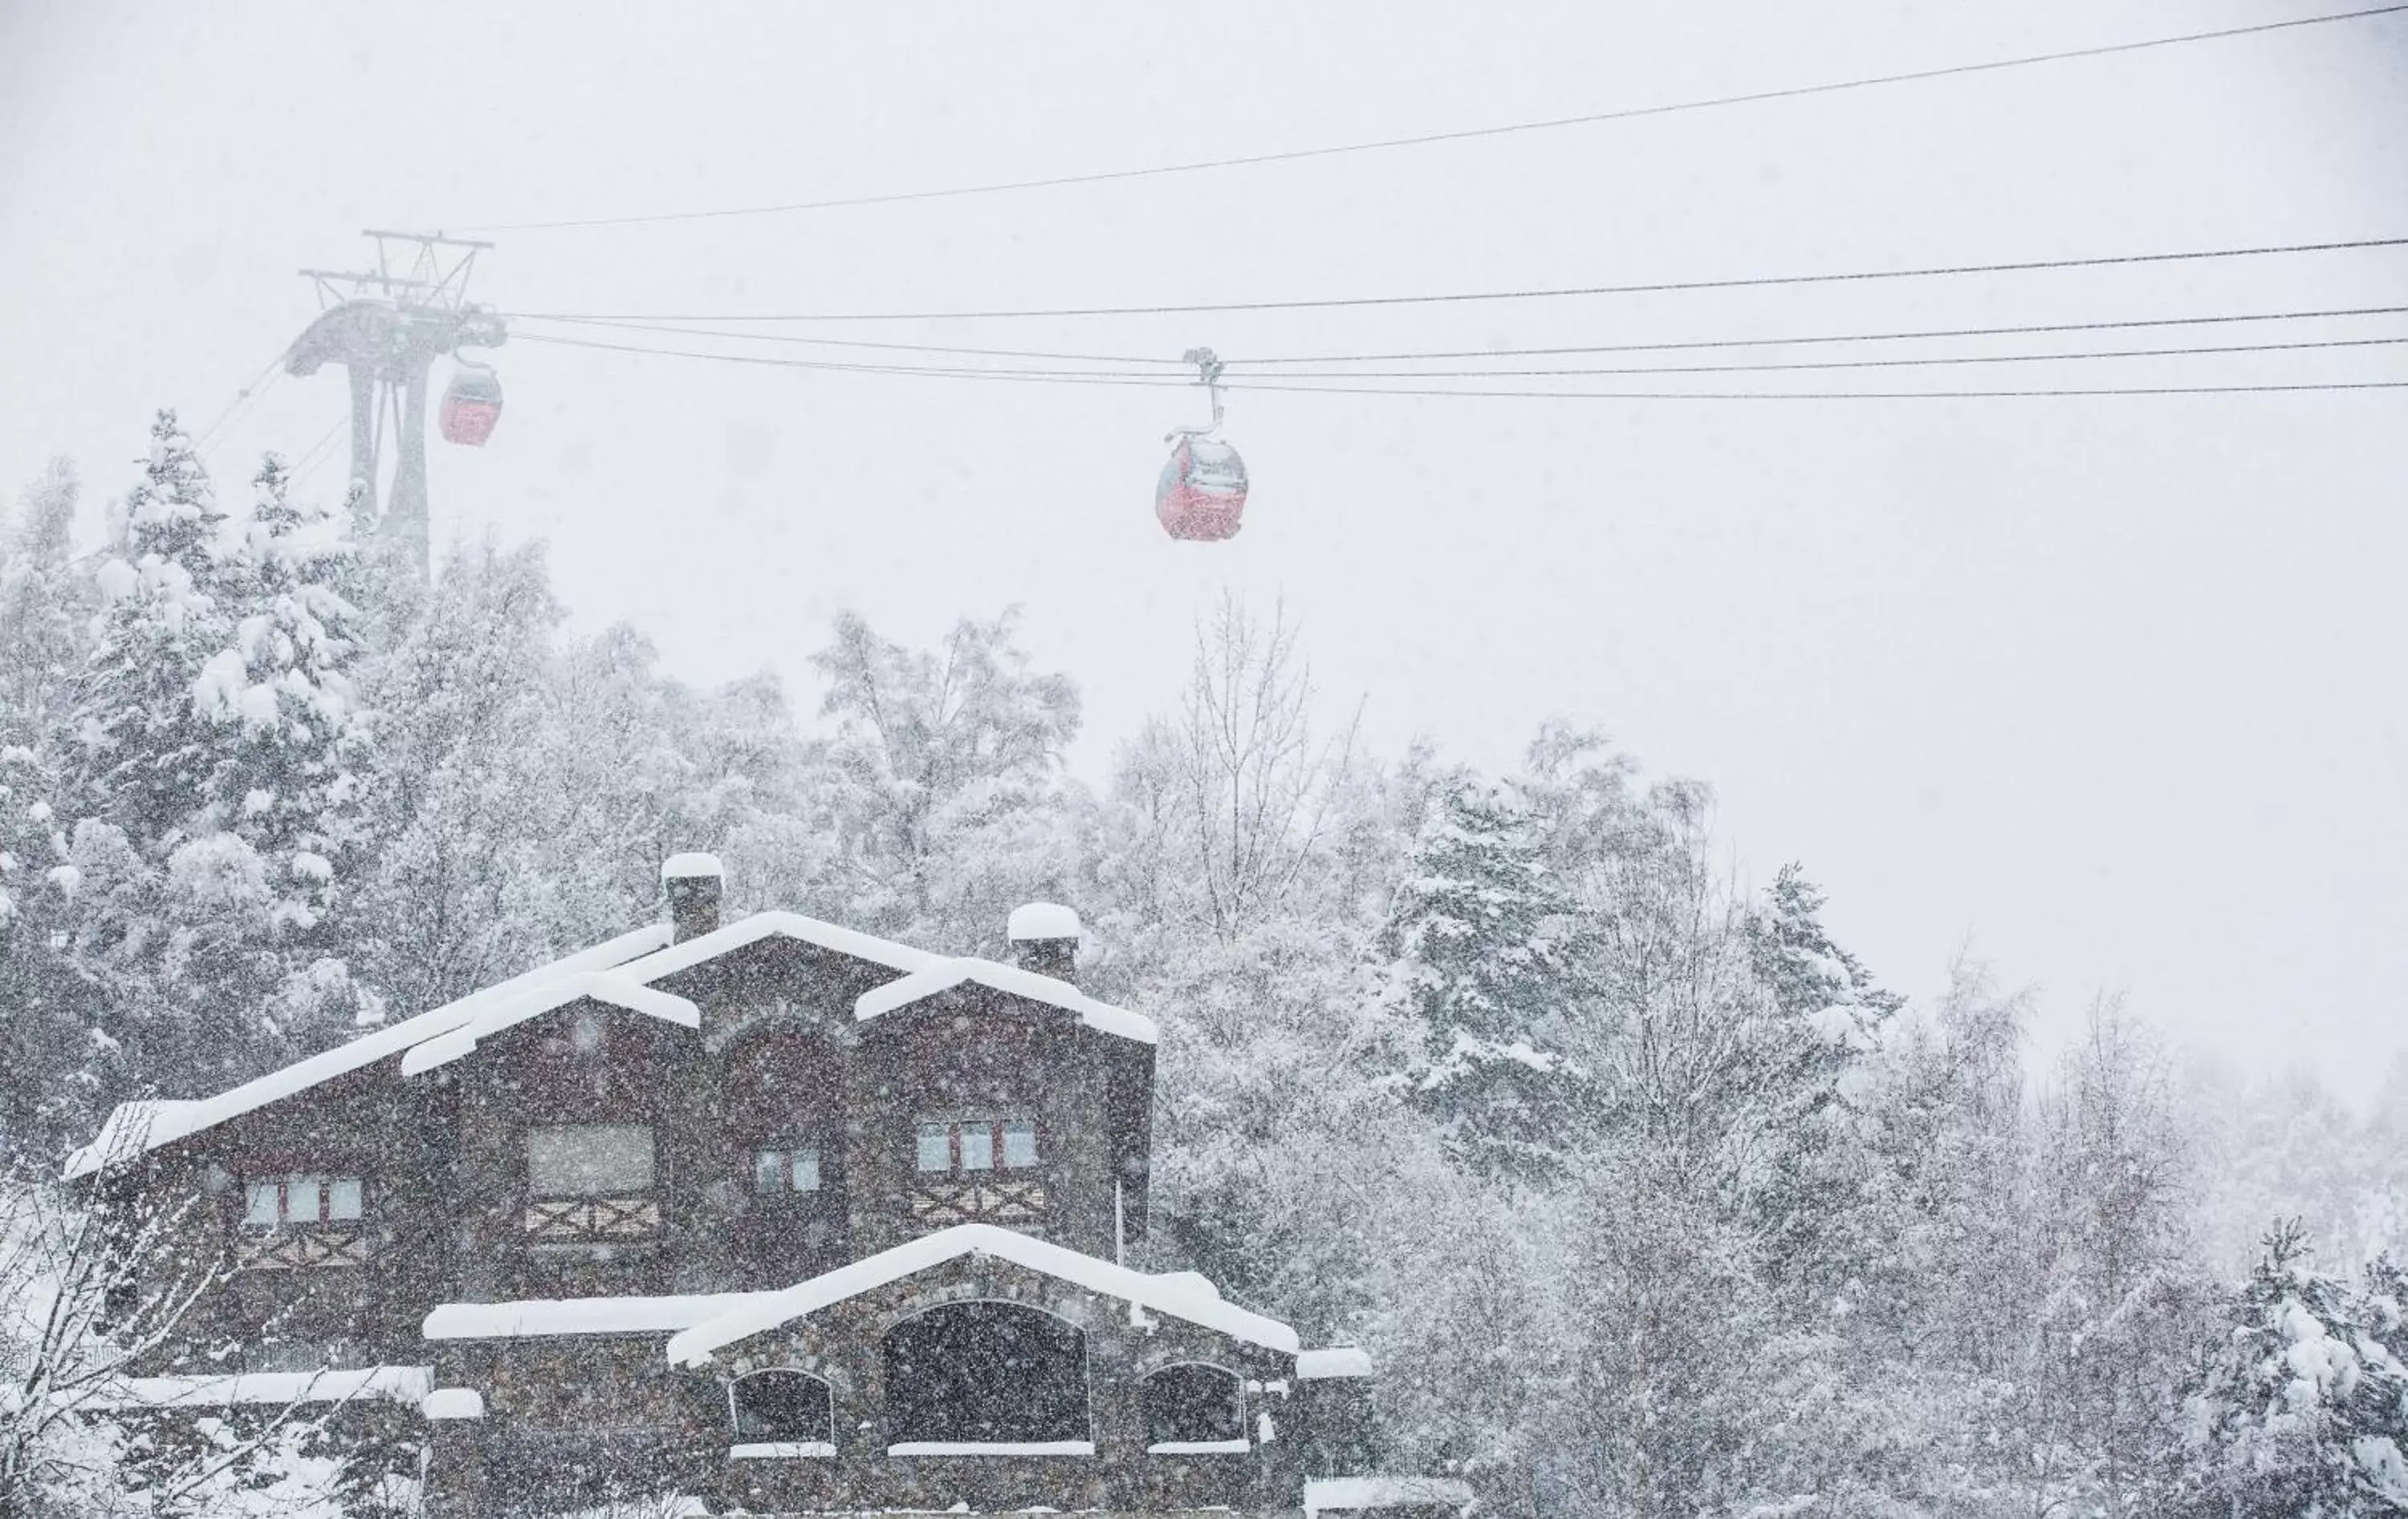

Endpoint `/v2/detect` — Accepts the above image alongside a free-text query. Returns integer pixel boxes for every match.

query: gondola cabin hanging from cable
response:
[439,359,504,446]
[1156,348,1247,540]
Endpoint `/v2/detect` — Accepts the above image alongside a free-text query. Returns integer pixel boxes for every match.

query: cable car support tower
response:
[283,231,506,584]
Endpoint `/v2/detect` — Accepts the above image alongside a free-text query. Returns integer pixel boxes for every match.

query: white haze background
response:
[4,0,2407,1101]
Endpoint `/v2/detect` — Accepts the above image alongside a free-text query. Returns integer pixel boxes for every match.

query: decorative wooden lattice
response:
[237,1228,368,1272]
[523,1196,661,1243]
[911,1177,1048,1228]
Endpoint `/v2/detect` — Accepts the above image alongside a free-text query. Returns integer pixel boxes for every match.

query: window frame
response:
[1141,1360,1249,1452]
[750,1143,824,1197]
[241,1174,366,1229]
[525,1122,657,1199]
[727,1367,836,1444]
[913,1116,1042,1177]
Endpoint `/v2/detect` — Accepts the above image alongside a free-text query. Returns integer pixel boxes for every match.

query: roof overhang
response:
[63,922,673,1179]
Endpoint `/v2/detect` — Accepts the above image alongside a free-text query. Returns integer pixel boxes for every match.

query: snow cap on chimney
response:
[661,853,723,882]
[1007,902,1082,983]
[662,853,723,943]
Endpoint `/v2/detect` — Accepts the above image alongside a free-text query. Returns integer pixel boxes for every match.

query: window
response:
[730,1369,833,1443]
[752,1146,821,1195]
[914,1118,1039,1175]
[1143,1363,1247,1450]
[242,1175,363,1227]
[527,1125,653,1196]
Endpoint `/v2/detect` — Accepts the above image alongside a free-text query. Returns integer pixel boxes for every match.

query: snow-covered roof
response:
[419,1387,486,1420]
[399,974,701,1076]
[617,910,935,984]
[422,1291,761,1342]
[853,957,1156,1047]
[1295,1346,1374,1380]
[63,922,673,1179]
[91,1366,433,1410]
[1304,1476,1475,1516]
[661,852,722,880]
[666,1223,1294,1366]
[1007,901,1082,942]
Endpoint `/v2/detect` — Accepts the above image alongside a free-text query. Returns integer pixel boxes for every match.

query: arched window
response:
[1142,1362,1247,1452]
[882,1301,1090,1449]
[730,1369,833,1447]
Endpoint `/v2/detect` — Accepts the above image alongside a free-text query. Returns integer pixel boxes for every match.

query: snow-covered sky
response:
[4,2,2405,1102]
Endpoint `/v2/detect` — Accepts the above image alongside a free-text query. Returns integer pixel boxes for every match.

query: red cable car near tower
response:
[440,356,504,446]
[1156,347,1247,541]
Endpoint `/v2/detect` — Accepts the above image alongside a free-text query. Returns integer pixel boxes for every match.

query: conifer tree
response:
[1380,776,1586,1182]
[0,743,103,1157]
[0,458,88,755]
[201,455,372,940]
[55,417,301,1096]
[65,412,234,852]
[2170,1224,2408,1517]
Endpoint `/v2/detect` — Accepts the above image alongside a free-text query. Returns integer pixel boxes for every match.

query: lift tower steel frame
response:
[283,231,506,583]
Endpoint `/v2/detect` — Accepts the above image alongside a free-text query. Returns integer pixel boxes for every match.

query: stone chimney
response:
[1007,902,1082,983]
[661,853,724,943]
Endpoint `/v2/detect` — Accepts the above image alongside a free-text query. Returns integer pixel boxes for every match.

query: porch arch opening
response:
[881,1300,1090,1447]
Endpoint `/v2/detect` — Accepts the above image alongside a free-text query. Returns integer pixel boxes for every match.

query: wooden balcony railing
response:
[237,1228,368,1271]
[523,1195,661,1244]
[910,1176,1047,1230]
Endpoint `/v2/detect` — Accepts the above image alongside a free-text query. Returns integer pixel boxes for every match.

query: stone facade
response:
[86,866,1408,1517]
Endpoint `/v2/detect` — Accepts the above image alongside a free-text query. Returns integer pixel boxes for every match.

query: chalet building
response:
[72,856,1468,1518]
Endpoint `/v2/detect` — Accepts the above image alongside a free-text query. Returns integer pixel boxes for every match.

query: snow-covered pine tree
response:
[189,454,376,1049]
[1381,774,1587,1183]
[0,458,89,755]
[51,413,311,1098]
[2169,1223,2408,1517]
[64,412,236,851]
[0,742,104,1159]
[1740,862,1902,1303]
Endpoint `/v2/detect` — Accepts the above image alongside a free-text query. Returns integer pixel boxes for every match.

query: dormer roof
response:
[853,957,1157,1046]
[398,974,702,1075]
[618,910,935,985]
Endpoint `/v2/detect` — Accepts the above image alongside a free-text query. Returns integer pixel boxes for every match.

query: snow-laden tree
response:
[1735,863,1901,1303]
[1098,597,1356,948]
[808,607,1083,952]
[354,536,571,1016]
[1379,774,1588,1183]
[2168,1223,2408,1517]
[0,459,88,756]
[63,413,237,853]
[2194,1061,2386,1281]
[45,420,316,1099]
[2032,999,2213,1517]
[0,744,103,1163]
[178,455,379,1051]
[202,456,372,906]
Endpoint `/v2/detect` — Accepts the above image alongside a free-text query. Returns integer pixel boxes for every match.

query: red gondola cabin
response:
[439,363,503,446]
[1156,437,1247,541]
